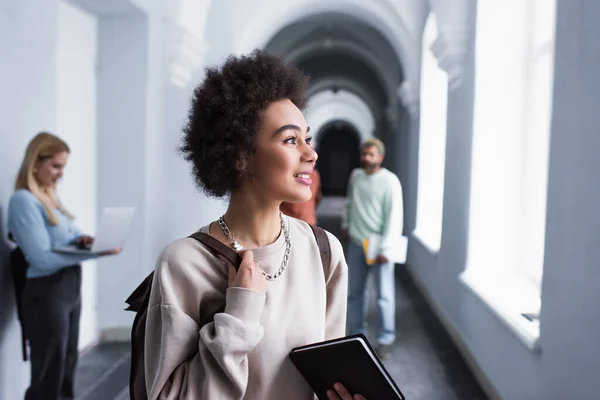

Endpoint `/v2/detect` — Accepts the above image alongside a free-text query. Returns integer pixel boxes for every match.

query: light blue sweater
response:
[342,168,404,258]
[7,189,98,278]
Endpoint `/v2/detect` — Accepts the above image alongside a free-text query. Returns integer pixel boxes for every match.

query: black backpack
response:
[124,225,331,400]
[8,233,30,361]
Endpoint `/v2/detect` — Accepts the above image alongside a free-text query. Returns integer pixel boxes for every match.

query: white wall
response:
[539,1,600,397]
[95,14,149,334]
[0,1,60,397]
[56,0,98,351]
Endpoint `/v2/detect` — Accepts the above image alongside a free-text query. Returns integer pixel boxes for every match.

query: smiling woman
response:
[143,50,363,400]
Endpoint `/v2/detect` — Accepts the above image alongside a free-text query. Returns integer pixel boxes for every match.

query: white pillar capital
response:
[426,0,475,89]
[397,81,419,118]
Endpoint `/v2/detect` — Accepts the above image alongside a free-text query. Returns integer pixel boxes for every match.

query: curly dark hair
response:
[180,49,310,198]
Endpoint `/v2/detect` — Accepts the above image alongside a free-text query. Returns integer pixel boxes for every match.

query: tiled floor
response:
[74,206,488,400]
[74,342,130,400]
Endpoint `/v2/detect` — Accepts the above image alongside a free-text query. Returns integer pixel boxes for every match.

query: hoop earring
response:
[33,168,38,174]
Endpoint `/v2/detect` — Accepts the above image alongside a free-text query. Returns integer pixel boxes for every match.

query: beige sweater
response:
[144,217,348,399]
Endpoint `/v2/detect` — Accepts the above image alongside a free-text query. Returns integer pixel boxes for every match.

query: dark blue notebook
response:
[289,334,405,400]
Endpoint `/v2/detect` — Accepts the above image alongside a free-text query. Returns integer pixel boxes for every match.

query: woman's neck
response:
[36,186,59,207]
[218,190,283,248]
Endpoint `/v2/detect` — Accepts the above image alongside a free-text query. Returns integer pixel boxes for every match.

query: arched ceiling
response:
[267,13,402,79]
[236,0,417,82]
[264,13,404,125]
[297,53,388,113]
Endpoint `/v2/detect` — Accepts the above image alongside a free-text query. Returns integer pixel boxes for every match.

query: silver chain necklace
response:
[218,212,292,281]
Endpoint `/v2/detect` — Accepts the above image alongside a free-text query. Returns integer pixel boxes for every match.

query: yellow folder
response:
[362,238,377,265]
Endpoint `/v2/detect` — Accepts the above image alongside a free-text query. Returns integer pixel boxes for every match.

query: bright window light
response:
[414,14,448,254]
[463,0,556,347]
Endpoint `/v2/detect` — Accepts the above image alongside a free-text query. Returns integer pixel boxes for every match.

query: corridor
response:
[3,1,600,399]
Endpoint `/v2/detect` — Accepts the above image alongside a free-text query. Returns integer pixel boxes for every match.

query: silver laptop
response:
[54,207,135,255]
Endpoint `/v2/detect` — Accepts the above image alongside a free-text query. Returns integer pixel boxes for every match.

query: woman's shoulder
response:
[287,218,344,260]
[157,234,219,270]
[10,189,37,203]
[149,234,228,317]
[153,233,227,289]
[8,189,41,213]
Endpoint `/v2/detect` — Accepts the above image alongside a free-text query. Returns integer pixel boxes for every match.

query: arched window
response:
[461,0,557,351]
[414,14,448,254]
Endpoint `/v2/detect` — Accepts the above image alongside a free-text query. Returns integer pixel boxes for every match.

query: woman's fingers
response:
[327,389,340,400]
[99,248,121,256]
[229,250,267,293]
[227,263,236,286]
[334,383,351,400]
[76,235,94,249]
[332,383,355,400]
[329,383,367,400]
[240,249,254,264]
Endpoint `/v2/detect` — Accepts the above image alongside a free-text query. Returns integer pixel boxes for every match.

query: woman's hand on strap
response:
[227,250,267,294]
[327,383,367,400]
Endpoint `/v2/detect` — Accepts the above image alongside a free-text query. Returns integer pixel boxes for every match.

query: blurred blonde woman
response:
[8,132,119,400]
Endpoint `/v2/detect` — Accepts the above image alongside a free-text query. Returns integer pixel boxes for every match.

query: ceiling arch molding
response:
[286,39,397,105]
[307,78,383,123]
[304,90,375,148]
[235,0,419,86]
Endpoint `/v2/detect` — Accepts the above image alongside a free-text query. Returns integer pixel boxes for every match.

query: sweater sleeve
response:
[324,232,348,340]
[7,191,99,270]
[378,174,404,259]
[145,252,266,400]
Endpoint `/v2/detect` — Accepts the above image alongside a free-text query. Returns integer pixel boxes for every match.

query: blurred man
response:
[342,138,403,359]
[281,168,322,226]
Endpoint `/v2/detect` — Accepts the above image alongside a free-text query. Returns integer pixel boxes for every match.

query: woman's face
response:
[34,151,69,188]
[250,99,318,203]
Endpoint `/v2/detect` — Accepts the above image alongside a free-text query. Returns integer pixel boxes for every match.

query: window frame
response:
[460,0,557,352]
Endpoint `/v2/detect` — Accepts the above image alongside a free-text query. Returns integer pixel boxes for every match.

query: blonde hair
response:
[361,138,385,157]
[15,132,73,225]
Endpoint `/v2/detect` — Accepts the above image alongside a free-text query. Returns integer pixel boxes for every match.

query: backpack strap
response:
[309,225,332,280]
[188,232,242,270]
[191,228,331,279]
